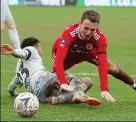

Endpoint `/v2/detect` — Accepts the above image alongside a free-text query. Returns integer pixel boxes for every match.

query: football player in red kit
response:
[52,9,136,102]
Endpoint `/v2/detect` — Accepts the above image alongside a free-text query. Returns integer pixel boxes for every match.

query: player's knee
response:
[81,77,93,88]
[8,24,16,29]
[6,19,17,29]
[72,78,81,86]
[1,23,5,31]
[108,64,120,75]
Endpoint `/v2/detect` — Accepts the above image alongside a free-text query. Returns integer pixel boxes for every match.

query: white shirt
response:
[15,46,45,88]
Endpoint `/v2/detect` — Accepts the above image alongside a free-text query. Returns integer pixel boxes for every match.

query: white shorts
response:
[1,5,13,21]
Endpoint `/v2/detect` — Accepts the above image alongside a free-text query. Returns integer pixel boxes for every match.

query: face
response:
[79,19,98,40]
[35,43,42,56]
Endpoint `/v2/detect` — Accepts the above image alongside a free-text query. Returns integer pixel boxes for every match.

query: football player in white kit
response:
[1,37,101,106]
[1,0,20,49]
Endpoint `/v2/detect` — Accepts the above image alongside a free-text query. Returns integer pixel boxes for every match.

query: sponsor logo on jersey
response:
[86,44,93,50]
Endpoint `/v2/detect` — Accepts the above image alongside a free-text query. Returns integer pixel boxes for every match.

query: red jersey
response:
[52,23,108,91]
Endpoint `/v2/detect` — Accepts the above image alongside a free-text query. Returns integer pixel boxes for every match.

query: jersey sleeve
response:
[96,32,107,53]
[97,53,108,91]
[13,48,30,59]
[54,30,73,84]
[95,31,109,91]
[24,46,38,60]
[13,46,38,60]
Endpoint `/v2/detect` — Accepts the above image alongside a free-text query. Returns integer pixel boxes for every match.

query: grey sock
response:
[8,83,19,96]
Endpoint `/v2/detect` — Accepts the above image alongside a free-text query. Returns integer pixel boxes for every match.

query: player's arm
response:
[54,40,73,91]
[1,44,30,59]
[54,39,69,84]
[96,33,116,102]
[97,51,108,91]
[95,32,108,91]
[54,31,73,91]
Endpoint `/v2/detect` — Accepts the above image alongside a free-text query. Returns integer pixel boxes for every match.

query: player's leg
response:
[49,78,100,106]
[8,75,23,96]
[48,89,74,104]
[37,72,74,104]
[4,5,20,49]
[107,59,136,89]
[31,71,61,103]
[69,78,101,106]
[49,75,93,104]
[67,76,100,106]
[80,77,93,93]
[66,74,93,93]
[48,75,100,106]
[1,21,5,31]
[48,73,83,105]
[87,54,136,90]
[48,81,74,104]
[1,5,6,31]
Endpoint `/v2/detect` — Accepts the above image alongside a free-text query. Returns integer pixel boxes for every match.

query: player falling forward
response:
[52,9,136,102]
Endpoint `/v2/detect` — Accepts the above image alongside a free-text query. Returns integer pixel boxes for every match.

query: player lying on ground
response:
[52,9,136,102]
[0,37,101,106]
[1,0,21,49]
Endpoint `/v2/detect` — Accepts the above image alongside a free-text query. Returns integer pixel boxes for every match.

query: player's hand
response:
[61,84,73,91]
[0,44,14,55]
[101,91,116,102]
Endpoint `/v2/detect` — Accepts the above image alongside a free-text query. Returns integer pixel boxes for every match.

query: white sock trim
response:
[132,81,136,88]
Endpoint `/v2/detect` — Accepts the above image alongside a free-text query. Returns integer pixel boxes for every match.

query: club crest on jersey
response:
[60,39,66,47]
[86,44,93,50]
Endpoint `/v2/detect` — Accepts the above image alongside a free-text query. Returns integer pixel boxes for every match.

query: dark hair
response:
[21,37,40,49]
[81,9,100,24]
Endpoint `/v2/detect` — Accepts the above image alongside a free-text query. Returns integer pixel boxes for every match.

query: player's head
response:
[79,9,100,40]
[21,37,42,56]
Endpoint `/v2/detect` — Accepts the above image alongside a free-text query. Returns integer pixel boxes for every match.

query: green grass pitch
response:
[1,6,136,121]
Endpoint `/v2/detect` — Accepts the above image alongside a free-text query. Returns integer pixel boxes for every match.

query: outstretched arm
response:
[1,44,14,55]
[96,31,116,102]
[1,44,28,59]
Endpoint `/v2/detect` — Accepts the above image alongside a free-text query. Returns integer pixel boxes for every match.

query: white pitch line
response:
[1,71,136,78]
[70,73,136,78]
